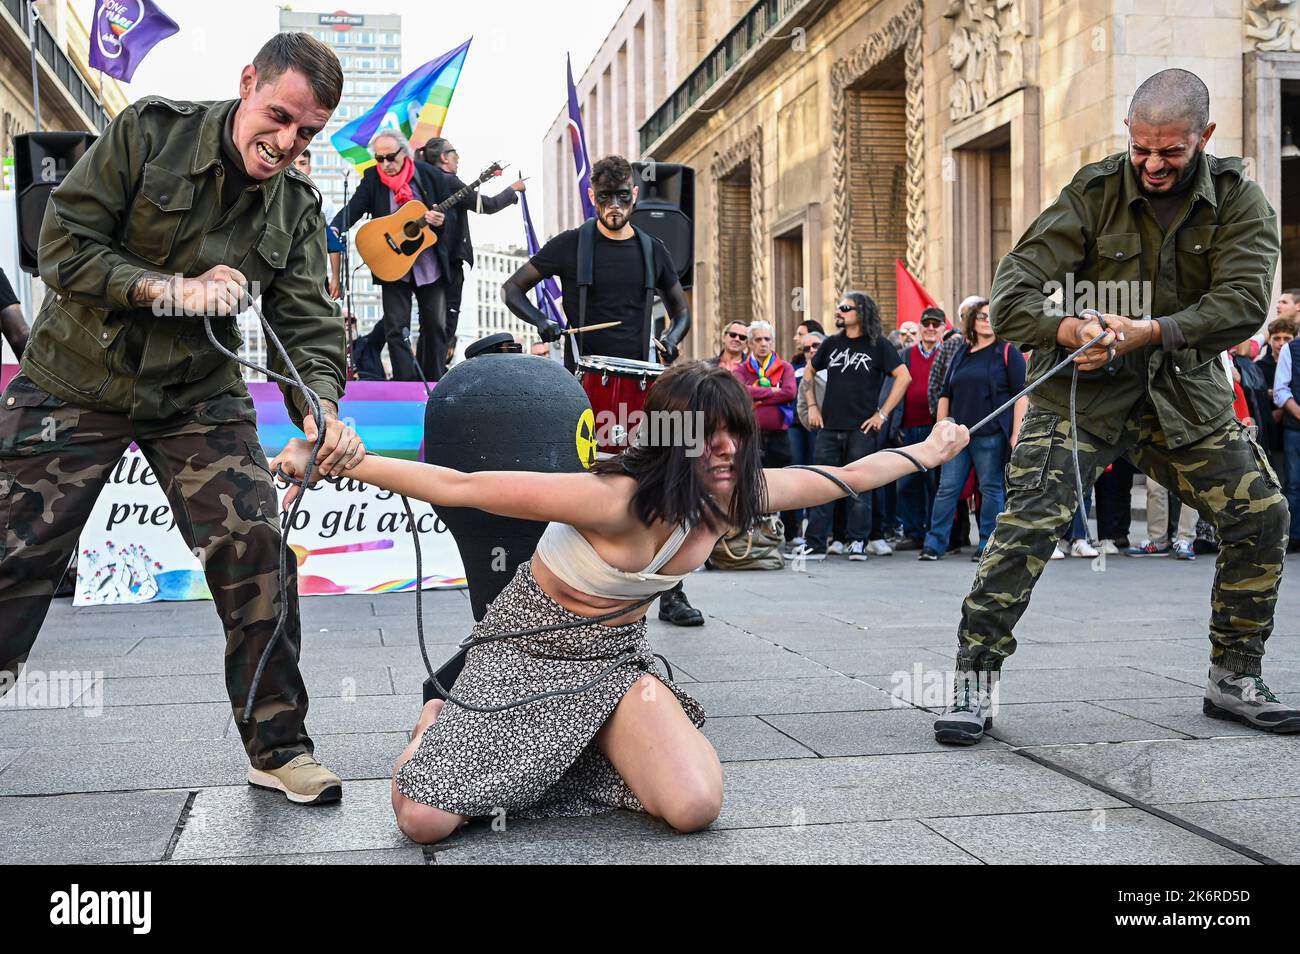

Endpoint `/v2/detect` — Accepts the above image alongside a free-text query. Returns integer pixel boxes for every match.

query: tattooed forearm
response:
[129,272,178,306]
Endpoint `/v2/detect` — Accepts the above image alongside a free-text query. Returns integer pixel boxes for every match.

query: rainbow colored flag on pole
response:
[331,38,471,173]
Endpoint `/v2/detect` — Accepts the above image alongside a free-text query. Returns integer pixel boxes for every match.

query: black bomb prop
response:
[423,351,595,662]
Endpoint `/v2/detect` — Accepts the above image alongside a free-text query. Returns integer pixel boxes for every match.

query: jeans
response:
[924,431,1008,555]
[788,425,816,538]
[1283,429,1300,541]
[898,424,939,539]
[806,428,879,549]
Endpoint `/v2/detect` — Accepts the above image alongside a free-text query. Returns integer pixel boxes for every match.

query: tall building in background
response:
[277,8,402,338]
[458,245,534,353]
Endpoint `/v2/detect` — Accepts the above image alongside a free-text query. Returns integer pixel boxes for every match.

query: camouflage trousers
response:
[0,374,310,769]
[958,402,1290,676]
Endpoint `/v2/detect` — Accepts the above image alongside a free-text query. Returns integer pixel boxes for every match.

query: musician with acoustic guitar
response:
[328,130,453,382]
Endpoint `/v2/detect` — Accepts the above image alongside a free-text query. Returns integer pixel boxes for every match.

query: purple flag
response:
[88,0,179,83]
[566,54,596,221]
[521,191,566,328]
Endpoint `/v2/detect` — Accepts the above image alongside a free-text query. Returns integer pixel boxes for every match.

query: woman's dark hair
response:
[590,361,765,533]
[798,318,825,335]
[843,291,882,345]
[961,297,991,345]
[252,33,343,110]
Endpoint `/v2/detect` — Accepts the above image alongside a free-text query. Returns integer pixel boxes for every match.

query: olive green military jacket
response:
[26,96,343,427]
[990,151,1278,448]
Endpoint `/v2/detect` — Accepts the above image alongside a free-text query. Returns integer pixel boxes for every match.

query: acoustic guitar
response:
[355,161,504,282]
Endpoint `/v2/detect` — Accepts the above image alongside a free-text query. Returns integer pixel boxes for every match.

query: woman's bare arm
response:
[272,440,630,532]
[761,421,968,512]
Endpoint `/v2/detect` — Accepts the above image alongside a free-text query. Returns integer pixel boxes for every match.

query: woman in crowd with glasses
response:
[919,297,1028,563]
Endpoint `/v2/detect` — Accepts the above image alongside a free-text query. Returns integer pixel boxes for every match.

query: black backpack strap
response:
[576,218,597,330]
[635,225,655,358]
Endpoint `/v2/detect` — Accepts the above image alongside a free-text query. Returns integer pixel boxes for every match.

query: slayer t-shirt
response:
[810,331,903,430]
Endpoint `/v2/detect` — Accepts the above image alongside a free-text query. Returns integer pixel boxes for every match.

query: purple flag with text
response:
[87,0,179,83]
[566,54,596,221]
[520,191,566,328]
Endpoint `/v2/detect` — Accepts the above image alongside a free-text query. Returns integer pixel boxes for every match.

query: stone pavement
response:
[1,550,1297,865]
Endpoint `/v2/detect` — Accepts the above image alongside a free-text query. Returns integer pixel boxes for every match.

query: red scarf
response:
[377,155,415,204]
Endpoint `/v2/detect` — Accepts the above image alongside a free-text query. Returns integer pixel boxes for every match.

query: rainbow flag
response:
[331,39,471,173]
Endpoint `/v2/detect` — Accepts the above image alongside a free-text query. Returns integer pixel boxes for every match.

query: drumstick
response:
[563,321,622,335]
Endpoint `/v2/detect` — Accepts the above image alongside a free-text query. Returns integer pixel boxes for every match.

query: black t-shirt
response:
[811,331,902,430]
[0,268,18,311]
[530,226,679,361]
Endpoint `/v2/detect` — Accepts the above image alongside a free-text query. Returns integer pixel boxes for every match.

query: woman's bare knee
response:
[394,797,463,844]
[659,773,723,833]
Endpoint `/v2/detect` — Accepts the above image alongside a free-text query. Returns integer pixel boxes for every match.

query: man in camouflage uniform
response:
[0,34,367,802]
[935,69,1297,744]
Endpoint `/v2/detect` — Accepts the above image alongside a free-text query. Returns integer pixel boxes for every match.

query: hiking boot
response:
[247,753,342,805]
[934,670,998,745]
[1203,665,1300,733]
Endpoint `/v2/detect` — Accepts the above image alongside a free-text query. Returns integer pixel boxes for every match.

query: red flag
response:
[895,260,944,328]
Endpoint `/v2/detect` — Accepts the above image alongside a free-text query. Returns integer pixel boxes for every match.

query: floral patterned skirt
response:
[395,561,706,819]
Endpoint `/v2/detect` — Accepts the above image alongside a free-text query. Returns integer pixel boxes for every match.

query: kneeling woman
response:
[273,362,968,843]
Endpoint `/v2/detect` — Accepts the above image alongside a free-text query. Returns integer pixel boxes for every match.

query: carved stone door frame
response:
[941,86,1041,311]
[1244,51,1300,306]
[770,203,823,348]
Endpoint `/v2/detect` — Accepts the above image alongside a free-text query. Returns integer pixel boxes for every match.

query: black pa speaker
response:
[14,131,97,274]
[631,161,694,289]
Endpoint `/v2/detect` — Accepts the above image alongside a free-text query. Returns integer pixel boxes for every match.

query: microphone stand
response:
[340,169,357,380]
[403,326,434,400]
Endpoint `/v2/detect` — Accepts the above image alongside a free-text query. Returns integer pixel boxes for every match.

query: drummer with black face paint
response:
[502,154,700,625]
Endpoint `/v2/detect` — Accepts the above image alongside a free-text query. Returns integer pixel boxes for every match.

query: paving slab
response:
[713,752,1121,829]
[1019,737,1300,804]
[1155,798,1300,864]
[0,701,231,747]
[434,818,983,865]
[859,664,1202,706]
[0,732,405,796]
[686,676,898,717]
[762,707,966,757]
[986,701,1196,746]
[668,649,837,682]
[702,715,818,762]
[922,808,1256,865]
[172,780,408,860]
[0,791,189,864]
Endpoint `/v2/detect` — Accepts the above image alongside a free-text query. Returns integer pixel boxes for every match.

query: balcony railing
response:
[3,0,109,132]
[639,0,802,154]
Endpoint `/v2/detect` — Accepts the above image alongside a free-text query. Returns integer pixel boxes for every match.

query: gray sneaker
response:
[1203,665,1300,733]
[934,670,998,746]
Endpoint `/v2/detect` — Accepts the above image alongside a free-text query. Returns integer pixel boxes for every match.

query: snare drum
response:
[576,355,665,454]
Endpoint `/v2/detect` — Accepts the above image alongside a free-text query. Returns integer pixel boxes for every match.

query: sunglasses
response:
[921,320,943,328]
[837,303,856,313]
[975,312,991,320]
[804,343,820,352]
[595,189,634,207]
[374,151,402,164]
[726,330,748,341]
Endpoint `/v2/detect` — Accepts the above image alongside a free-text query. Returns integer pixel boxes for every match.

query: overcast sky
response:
[123,0,626,250]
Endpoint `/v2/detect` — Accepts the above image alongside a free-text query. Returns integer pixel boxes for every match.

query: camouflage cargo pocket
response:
[1004,408,1060,493]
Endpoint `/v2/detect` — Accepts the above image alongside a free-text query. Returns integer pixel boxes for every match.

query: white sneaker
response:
[1173,540,1196,561]
[1049,543,1066,560]
[1098,539,1119,555]
[846,541,868,561]
[866,539,893,556]
[827,541,846,556]
[1070,539,1100,558]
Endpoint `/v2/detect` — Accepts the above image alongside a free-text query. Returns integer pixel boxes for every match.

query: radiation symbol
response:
[575,408,597,468]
